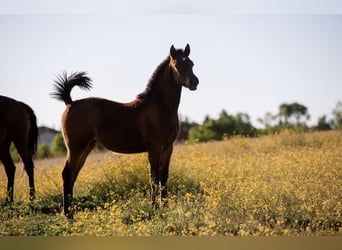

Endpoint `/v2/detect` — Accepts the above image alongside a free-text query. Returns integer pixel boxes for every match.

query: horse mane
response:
[137,56,170,99]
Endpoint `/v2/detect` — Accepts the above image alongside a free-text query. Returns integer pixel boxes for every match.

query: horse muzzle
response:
[187,75,199,91]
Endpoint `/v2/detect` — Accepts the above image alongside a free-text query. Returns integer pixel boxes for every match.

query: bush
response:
[50,133,67,157]
[36,143,50,159]
[188,110,256,142]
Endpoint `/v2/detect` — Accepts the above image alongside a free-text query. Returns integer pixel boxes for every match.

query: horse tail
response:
[19,102,38,154]
[51,71,92,105]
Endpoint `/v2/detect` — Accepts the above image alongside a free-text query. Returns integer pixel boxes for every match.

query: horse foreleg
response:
[0,144,16,203]
[148,147,162,209]
[150,168,160,209]
[160,145,173,207]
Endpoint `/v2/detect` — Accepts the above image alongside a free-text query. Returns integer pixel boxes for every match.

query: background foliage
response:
[185,101,342,142]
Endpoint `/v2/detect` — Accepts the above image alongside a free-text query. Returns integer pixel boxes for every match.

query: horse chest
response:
[140,109,178,145]
[155,117,179,144]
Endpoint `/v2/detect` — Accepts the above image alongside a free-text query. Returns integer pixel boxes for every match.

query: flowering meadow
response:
[0,130,341,236]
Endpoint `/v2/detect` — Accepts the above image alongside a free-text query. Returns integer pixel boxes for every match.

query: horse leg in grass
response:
[13,138,35,201]
[148,146,162,209]
[62,161,74,220]
[23,158,35,201]
[0,141,16,202]
[160,145,173,207]
[62,142,95,220]
[148,144,173,208]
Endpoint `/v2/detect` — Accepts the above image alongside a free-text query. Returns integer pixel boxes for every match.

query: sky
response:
[0,1,342,129]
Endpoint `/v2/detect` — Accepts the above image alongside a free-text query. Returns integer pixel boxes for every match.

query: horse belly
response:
[98,129,147,154]
[0,124,7,144]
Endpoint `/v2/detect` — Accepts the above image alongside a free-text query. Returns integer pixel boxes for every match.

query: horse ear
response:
[170,45,177,58]
[184,44,190,56]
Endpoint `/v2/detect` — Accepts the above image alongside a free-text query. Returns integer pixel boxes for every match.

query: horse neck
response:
[154,66,182,114]
[139,59,182,114]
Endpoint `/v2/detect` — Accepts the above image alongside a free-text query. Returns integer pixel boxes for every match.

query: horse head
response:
[170,44,199,91]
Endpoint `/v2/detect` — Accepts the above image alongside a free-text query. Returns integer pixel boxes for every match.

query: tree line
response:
[182,101,342,142]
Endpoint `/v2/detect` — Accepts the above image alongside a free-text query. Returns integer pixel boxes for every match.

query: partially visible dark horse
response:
[52,44,199,220]
[0,96,37,202]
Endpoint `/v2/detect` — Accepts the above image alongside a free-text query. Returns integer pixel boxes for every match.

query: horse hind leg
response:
[62,159,74,221]
[23,158,35,201]
[19,151,35,201]
[0,141,16,203]
[13,140,35,201]
[62,141,95,221]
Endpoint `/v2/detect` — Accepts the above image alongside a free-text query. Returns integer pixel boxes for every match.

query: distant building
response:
[38,126,59,146]
[177,129,189,141]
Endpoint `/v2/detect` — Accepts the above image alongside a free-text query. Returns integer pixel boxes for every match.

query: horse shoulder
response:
[137,101,179,145]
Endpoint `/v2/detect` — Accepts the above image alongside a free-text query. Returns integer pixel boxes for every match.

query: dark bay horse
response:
[52,44,199,220]
[0,96,37,202]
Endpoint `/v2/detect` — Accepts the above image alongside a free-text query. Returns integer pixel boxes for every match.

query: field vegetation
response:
[0,130,341,236]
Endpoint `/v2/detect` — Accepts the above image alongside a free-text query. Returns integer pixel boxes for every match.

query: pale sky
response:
[1,1,342,129]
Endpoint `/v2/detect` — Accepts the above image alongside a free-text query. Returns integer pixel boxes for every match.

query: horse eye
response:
[182,57,187,61]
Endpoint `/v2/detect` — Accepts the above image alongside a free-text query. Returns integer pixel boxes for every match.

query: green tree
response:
[279,103,292,125]
[291,102,309,124]
[188,119,220,142]
[278,102,309,126]
[234,112,256,135]
[188,110,256,142]
[179,115,199,130]
[50,133,67,157]
[315,115,331,131]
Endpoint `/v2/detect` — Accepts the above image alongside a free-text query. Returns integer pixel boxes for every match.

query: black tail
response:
[51,71,93,105]
[19,102,38,155]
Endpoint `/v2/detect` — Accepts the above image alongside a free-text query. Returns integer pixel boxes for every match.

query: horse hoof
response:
[5,197,13,205]
[65,214,74,223]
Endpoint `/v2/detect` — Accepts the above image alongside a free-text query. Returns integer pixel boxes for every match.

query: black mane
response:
[137,56,170,99]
